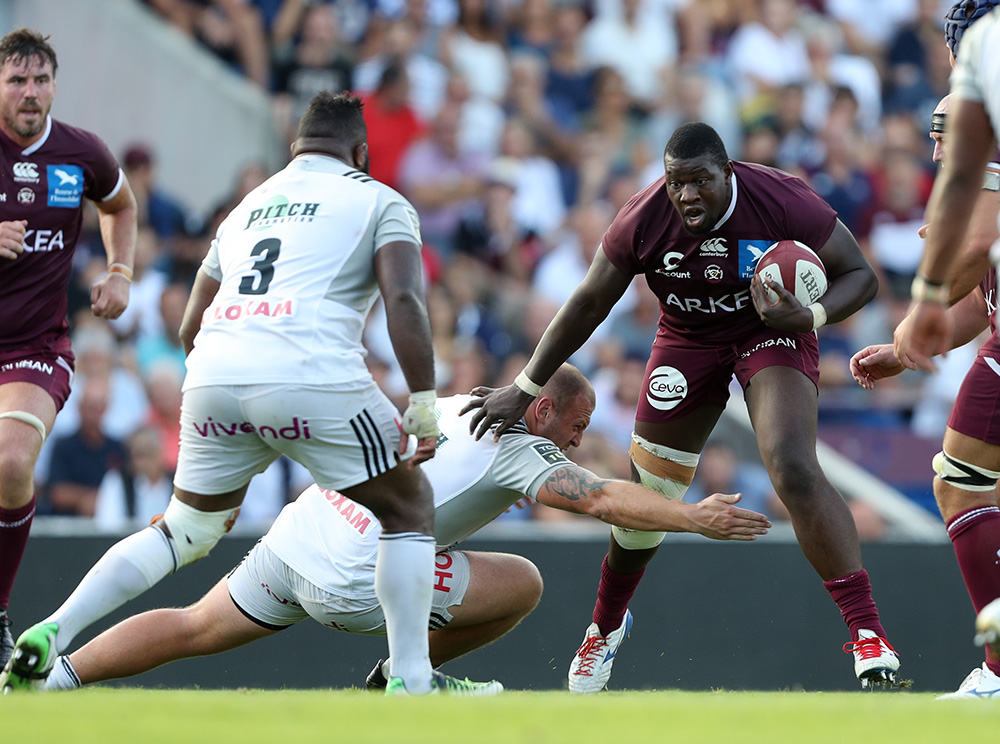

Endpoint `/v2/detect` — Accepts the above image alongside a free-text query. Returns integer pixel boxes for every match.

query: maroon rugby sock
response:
[946,506,1000,673]
[0,494,36,609]
[592,556,646,636]
[823,569,885,642]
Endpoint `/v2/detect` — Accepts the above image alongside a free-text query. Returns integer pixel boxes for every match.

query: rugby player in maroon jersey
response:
[0,28,136,668]
[465,121,901,690]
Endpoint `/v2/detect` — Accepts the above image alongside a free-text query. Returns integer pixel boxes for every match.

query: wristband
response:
[514,370,542,397]
[107,263,134,282]
[807,302,827,331]
[408,389,436,406]
[910,274,949,304]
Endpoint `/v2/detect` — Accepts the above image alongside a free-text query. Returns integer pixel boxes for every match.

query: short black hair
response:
[0,28,58,75]
[296,91,367,146]
[540,363,595,410]
[664,122,729,169]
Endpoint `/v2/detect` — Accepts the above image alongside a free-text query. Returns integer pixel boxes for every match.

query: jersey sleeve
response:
[491,431,575,501]
[199,217,227,282]
[81,130,125,203]
[374,188,422,251]
[776,174,838,250]
[599,203,643,276]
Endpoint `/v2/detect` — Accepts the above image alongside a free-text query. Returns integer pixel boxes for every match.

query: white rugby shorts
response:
[175,381,403,495]
[227,541,470,632]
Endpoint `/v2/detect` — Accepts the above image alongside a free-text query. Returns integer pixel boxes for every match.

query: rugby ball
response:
[754,240,828,305]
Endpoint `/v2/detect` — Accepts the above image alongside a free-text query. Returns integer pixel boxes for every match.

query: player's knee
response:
[628,433,698,501]
[0,442,37,489]
[511,557,543,614]
[932,450,1000,493]
[160,497,240,568]
[612,525,667,550]
[763,450,821,496]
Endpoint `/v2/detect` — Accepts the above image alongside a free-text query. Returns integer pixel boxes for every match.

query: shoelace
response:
[843,635,897,659]
[573,636,609,676]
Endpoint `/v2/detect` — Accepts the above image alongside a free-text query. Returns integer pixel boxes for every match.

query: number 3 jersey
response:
[184,154,422,390]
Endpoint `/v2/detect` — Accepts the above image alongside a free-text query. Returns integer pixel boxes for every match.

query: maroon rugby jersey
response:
[0,115,122,351]
[601,161,838,346]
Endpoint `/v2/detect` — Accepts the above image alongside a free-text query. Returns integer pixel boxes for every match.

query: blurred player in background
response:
[465,122,898,692]
[38,370,769,694]
[874,1,1000,699]
[0,28,137,669]
[3,92,444,697]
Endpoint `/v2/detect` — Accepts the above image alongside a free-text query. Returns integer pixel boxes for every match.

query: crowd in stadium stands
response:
[35,0,966,534]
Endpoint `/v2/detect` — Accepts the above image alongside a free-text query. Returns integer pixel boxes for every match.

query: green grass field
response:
[4,688,998,743]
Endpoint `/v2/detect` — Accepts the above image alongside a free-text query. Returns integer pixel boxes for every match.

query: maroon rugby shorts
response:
[0,342,75,411]
[636,326,819,423]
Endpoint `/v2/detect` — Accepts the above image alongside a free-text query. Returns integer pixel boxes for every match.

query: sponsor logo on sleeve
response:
[531,441,569,465]
[47,165,84,208]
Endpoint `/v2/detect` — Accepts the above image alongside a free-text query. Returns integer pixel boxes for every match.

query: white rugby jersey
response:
[262,395,575,598]
[184,154,422,389]
[952,12,1000,172]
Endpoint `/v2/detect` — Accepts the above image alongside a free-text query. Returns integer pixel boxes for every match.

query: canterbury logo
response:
[699,237,727,255]
[13,162,38,180]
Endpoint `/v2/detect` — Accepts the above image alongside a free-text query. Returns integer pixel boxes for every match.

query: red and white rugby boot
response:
[568,610,633,694]
[844,629,899,689]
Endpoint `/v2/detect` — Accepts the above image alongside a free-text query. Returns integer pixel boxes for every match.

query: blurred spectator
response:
[354,16,449,122]
[361,61,425,190]
[122,144,190,240]
[801,17,882,135]
[581,0,679,109]
[496,117,567,237]
[858,148,932,326]
[46,378,125,518]
[440,0,511,103]
[506,0,555,57]
[884,0,952,116]
[146,0,269,87]
[725,0,810,122]
[271,2,354,145]
[108,226,171,346]
[142,362,184,472]
[135,281,190,380]
[94,426,173,531]
[825,0,918,60]
[398,102,490,254]
[588,352,645,456]
[772,83,824,173]
[447,69,506,158]
[544,3,597,132]
[807,119,874,237]
[454,157,544,281]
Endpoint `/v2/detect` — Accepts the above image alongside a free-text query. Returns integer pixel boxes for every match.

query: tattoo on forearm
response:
[544,466,611,502]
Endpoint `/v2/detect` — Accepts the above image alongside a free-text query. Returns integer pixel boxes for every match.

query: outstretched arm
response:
[462,247,633,440]
[534,464,771,540]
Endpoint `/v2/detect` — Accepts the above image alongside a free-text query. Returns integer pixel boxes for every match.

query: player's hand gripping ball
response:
[754,240,827,305]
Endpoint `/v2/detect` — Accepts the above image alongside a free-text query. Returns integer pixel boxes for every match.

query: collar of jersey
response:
[712,170,738,232]
[292,152,354,175]
[19,115,52,157]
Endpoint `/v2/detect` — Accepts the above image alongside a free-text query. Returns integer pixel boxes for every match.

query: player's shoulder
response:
[47,117,111,155]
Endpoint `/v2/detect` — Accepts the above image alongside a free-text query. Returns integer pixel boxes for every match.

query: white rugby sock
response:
[44,656,81,691]
[45,526,176,652]
[376,532,435,694]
